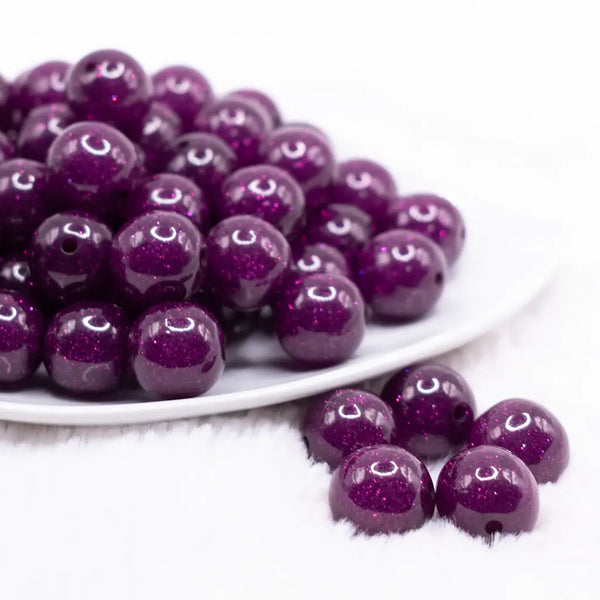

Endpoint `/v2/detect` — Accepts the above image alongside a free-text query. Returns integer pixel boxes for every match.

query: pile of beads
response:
[0,49,465,399]
[303,364,569,539]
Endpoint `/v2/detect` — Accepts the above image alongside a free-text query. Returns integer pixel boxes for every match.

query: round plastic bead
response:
[29,212,113,305]
[0,131,15,164]
[468,398,569,483]
[329,444,435,535]
[43,302,128,394]
[12,61,70,118]
[218,165,305,236]
[129,301,225,398]
[206,215,290,311]
[66,49,151,135]
[226,89,281,128]
[47,121,139,220]
[303,389,395,468]
[111,210,204,309]
[387,194,466,266]
[152,65,213,131]
[0,290,44,385]
[195,96,271,166]
[292,243,351,278]
[0,251,35,296]
[274,272,365,366]
[264,125,335,210]
[436,446,539,537]
[381,364,476,460]
[355,229,447,320]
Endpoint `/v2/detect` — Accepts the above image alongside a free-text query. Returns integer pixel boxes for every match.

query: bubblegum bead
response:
[330,159,397,228]
[195,97,271,166]
[129,301,225,398]
[152,66,213,131]
[111,210,204,309]
[0,131,15,164]
[303,389,396,468]
[381,364,476,460]
[387,194,466,266]
[436,446,539,537]
[274,273,365,366]
[329,445,435,536]
[292,243,351,278]
[16,103,76,162]
[0,290,44,385]
[43,302,128,394]
[29,212,112,305]
[125,173,209,232]
[0,251,35,296]
[226,89,281,128]
[218,165,305,236]
[264,125,335,209]
[356,229,447,320]
[47,121,138,219]
[468,399,569,483]
[206,215,290,311]
[66,49,152,135]
[13,61,70,117]
[0,159,50,247]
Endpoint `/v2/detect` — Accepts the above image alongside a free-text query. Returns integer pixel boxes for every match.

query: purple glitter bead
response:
[303,389,396,468]
[0,131,15,164]
[436,446,539,537]
[381,364,476,460]
[111,210,204,309]
[387,194,466,266]
[66,49,151,136]
[292,243,351,278]
[218,165,305,236]
[0,251,35,296]
[0,159,51,248]
[195,96,271,166]
[330,159,397,229]
[43,302,129,394]
[264,125,335,210]
[274,272,365,366]
[152,66,213,132]
[47,121,138,220]
[329,444,435,535]
[226,89,281,128]
[125,173,209,232]
[16,103,77,162]
[356,229,447,320]
[29,212,112,305]
[468,398,569,483]
[206,215,290,311]
[0,290,44,385]
[129,301,225,398]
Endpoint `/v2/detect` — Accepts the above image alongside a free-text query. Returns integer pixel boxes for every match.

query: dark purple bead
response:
[0,290,44,385]
[468,399,569,483]
[0,159,50,248]
[152,66,213,131]
[226,89,281,128]
[29,212,112,305]
[381,364,475,460]
[292,243,351,278]
[0,74,10,130]
[16,103,77,162]
[436,446,539,537]
[303,389,395,468]
[329,444,435,535]
[43,302,128,394]
[305,203,372,258]
[129,301,225,398]
[330,159,397,229]
[387,194,466,266]
[206,215,290,311]
[356,229,447,320]
[111,210,204,309]
[0,131,15,164]
[264,125,335,210]
[66,49,151,135]
[218,165,305,236]
[195,97,271,166]
[0,251,35,296]
[125,173,209,232]
[274,273,365,366]
[47,121,138,220]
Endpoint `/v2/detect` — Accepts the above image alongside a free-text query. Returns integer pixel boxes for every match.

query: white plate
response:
[0,203,555,426]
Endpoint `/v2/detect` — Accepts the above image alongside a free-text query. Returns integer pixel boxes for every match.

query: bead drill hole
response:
[435,272,444,285]
[453,405,468,421]
[61,238,78,254]
[485,520,503,535]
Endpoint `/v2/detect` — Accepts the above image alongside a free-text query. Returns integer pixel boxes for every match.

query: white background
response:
[1,2,599,599]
